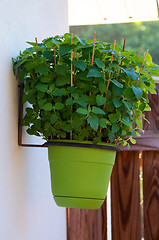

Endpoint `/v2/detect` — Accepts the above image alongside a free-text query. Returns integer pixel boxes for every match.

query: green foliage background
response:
[70,21,159,64]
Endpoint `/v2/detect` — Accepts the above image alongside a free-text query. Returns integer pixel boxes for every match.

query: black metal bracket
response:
[18,74,47,148]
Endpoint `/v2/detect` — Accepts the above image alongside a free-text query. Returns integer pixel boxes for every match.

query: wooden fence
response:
[67,83,159,240]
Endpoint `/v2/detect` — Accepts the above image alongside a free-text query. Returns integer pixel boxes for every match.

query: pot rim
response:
[44,140,120,151]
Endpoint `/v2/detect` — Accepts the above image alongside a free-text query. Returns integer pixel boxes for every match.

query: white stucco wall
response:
[0,1,68,240]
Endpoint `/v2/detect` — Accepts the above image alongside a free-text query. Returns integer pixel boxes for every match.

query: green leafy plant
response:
[13,33,159,147]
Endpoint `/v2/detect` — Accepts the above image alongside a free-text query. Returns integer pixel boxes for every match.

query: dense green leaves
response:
[13,33,157,146]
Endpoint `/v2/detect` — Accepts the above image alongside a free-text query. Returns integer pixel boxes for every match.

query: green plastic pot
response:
[46,140,119,209]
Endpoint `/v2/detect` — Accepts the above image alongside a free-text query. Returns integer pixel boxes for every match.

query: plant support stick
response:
[70,33,73,140]
[118,38,126,82]
[86,31,96,141]
[100,40,116,135]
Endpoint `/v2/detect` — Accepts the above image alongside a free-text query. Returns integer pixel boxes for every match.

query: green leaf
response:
[59,44,76,56]
[52,38,61,45]
[150,66,159,76]
[54,102,64,110]
[25,62,36,71]
[96,95,106,106]
[123,68,139,80]
[99,118,107,128]
[136,118,143,129]
[92,106,106,115]
[145,52,152,64]
[139,103,146,111]
[42,103,52,111]
[42,50,54,60]
[38,99,46,107]
[27,128,35,135]
[108,113,120,123]
[95,58,105,69]
[52,88,65,96]
[122,100,131,110]
[123,88,134,98]
[64,124,72,132]
[55,63,68,76]
[34,119,41,129]
[76,36,86,45]
[35,63,48,75]
[56,76,69,86]
[108,132,115,142]
[121,129,127,136]
[144,103,151,111]
[19,68,27,83]
[72,117,84,128]
[26,108,34,115]
[130,138,136,144]
[45,122,51,130]
[113,99,122,107]
[99,81,107,93]
[66,98,74,105]
[72,60,87,71]
[112,124,120,132]
[35,84,48,92]
[76,108,89,115]
[87,117,99,130]
[132,130,138,137]
[40,76,51,83]
[75,98,88,107]
[132,86,143,100]
[50,114,58,124]
[49,84,55,91]
[112,84,123,97]
[121,119,131,127]
[111,79,123,88]
[87,68,103,78]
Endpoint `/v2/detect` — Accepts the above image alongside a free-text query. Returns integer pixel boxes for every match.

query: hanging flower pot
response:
[45,141,120,209]
[13,33,158,209]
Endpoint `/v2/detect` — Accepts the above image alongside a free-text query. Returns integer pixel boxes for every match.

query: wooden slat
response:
[67,200,107,240]
[119,130,159,151]
[102,199,107,240]
[143,151,159,240]
[111,151,141,240]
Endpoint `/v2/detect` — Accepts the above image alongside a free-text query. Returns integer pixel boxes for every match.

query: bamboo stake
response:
[89,31,96,97]
[54,44,57,65]
[86,32,96,141]
[106,40,116,91]
[35,37,38,46]
[99,40,116,135]
[138,48,141,57]
[134,47,141,72]
[138,49,149,76]
[70,33,73,140]
[91,31,96,65]
[118,38,126,82]
[51,132,53,140]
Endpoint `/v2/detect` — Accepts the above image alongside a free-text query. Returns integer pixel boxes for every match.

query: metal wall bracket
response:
[18,75,47,148]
